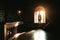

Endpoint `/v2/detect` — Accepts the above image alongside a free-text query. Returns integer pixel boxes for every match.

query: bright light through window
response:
[34,6,46,24]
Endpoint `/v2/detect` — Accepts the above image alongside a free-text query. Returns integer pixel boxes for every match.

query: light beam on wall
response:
[33,29,46,40]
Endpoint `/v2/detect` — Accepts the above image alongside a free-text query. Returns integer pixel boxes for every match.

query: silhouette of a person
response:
[38,13,41,23]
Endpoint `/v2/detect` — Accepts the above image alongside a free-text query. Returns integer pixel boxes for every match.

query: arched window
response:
[34,6,46,24]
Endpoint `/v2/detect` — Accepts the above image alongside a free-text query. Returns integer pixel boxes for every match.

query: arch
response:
[34,6,46,23]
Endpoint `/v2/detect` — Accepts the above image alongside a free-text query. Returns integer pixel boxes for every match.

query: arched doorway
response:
[34,6,46,24]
